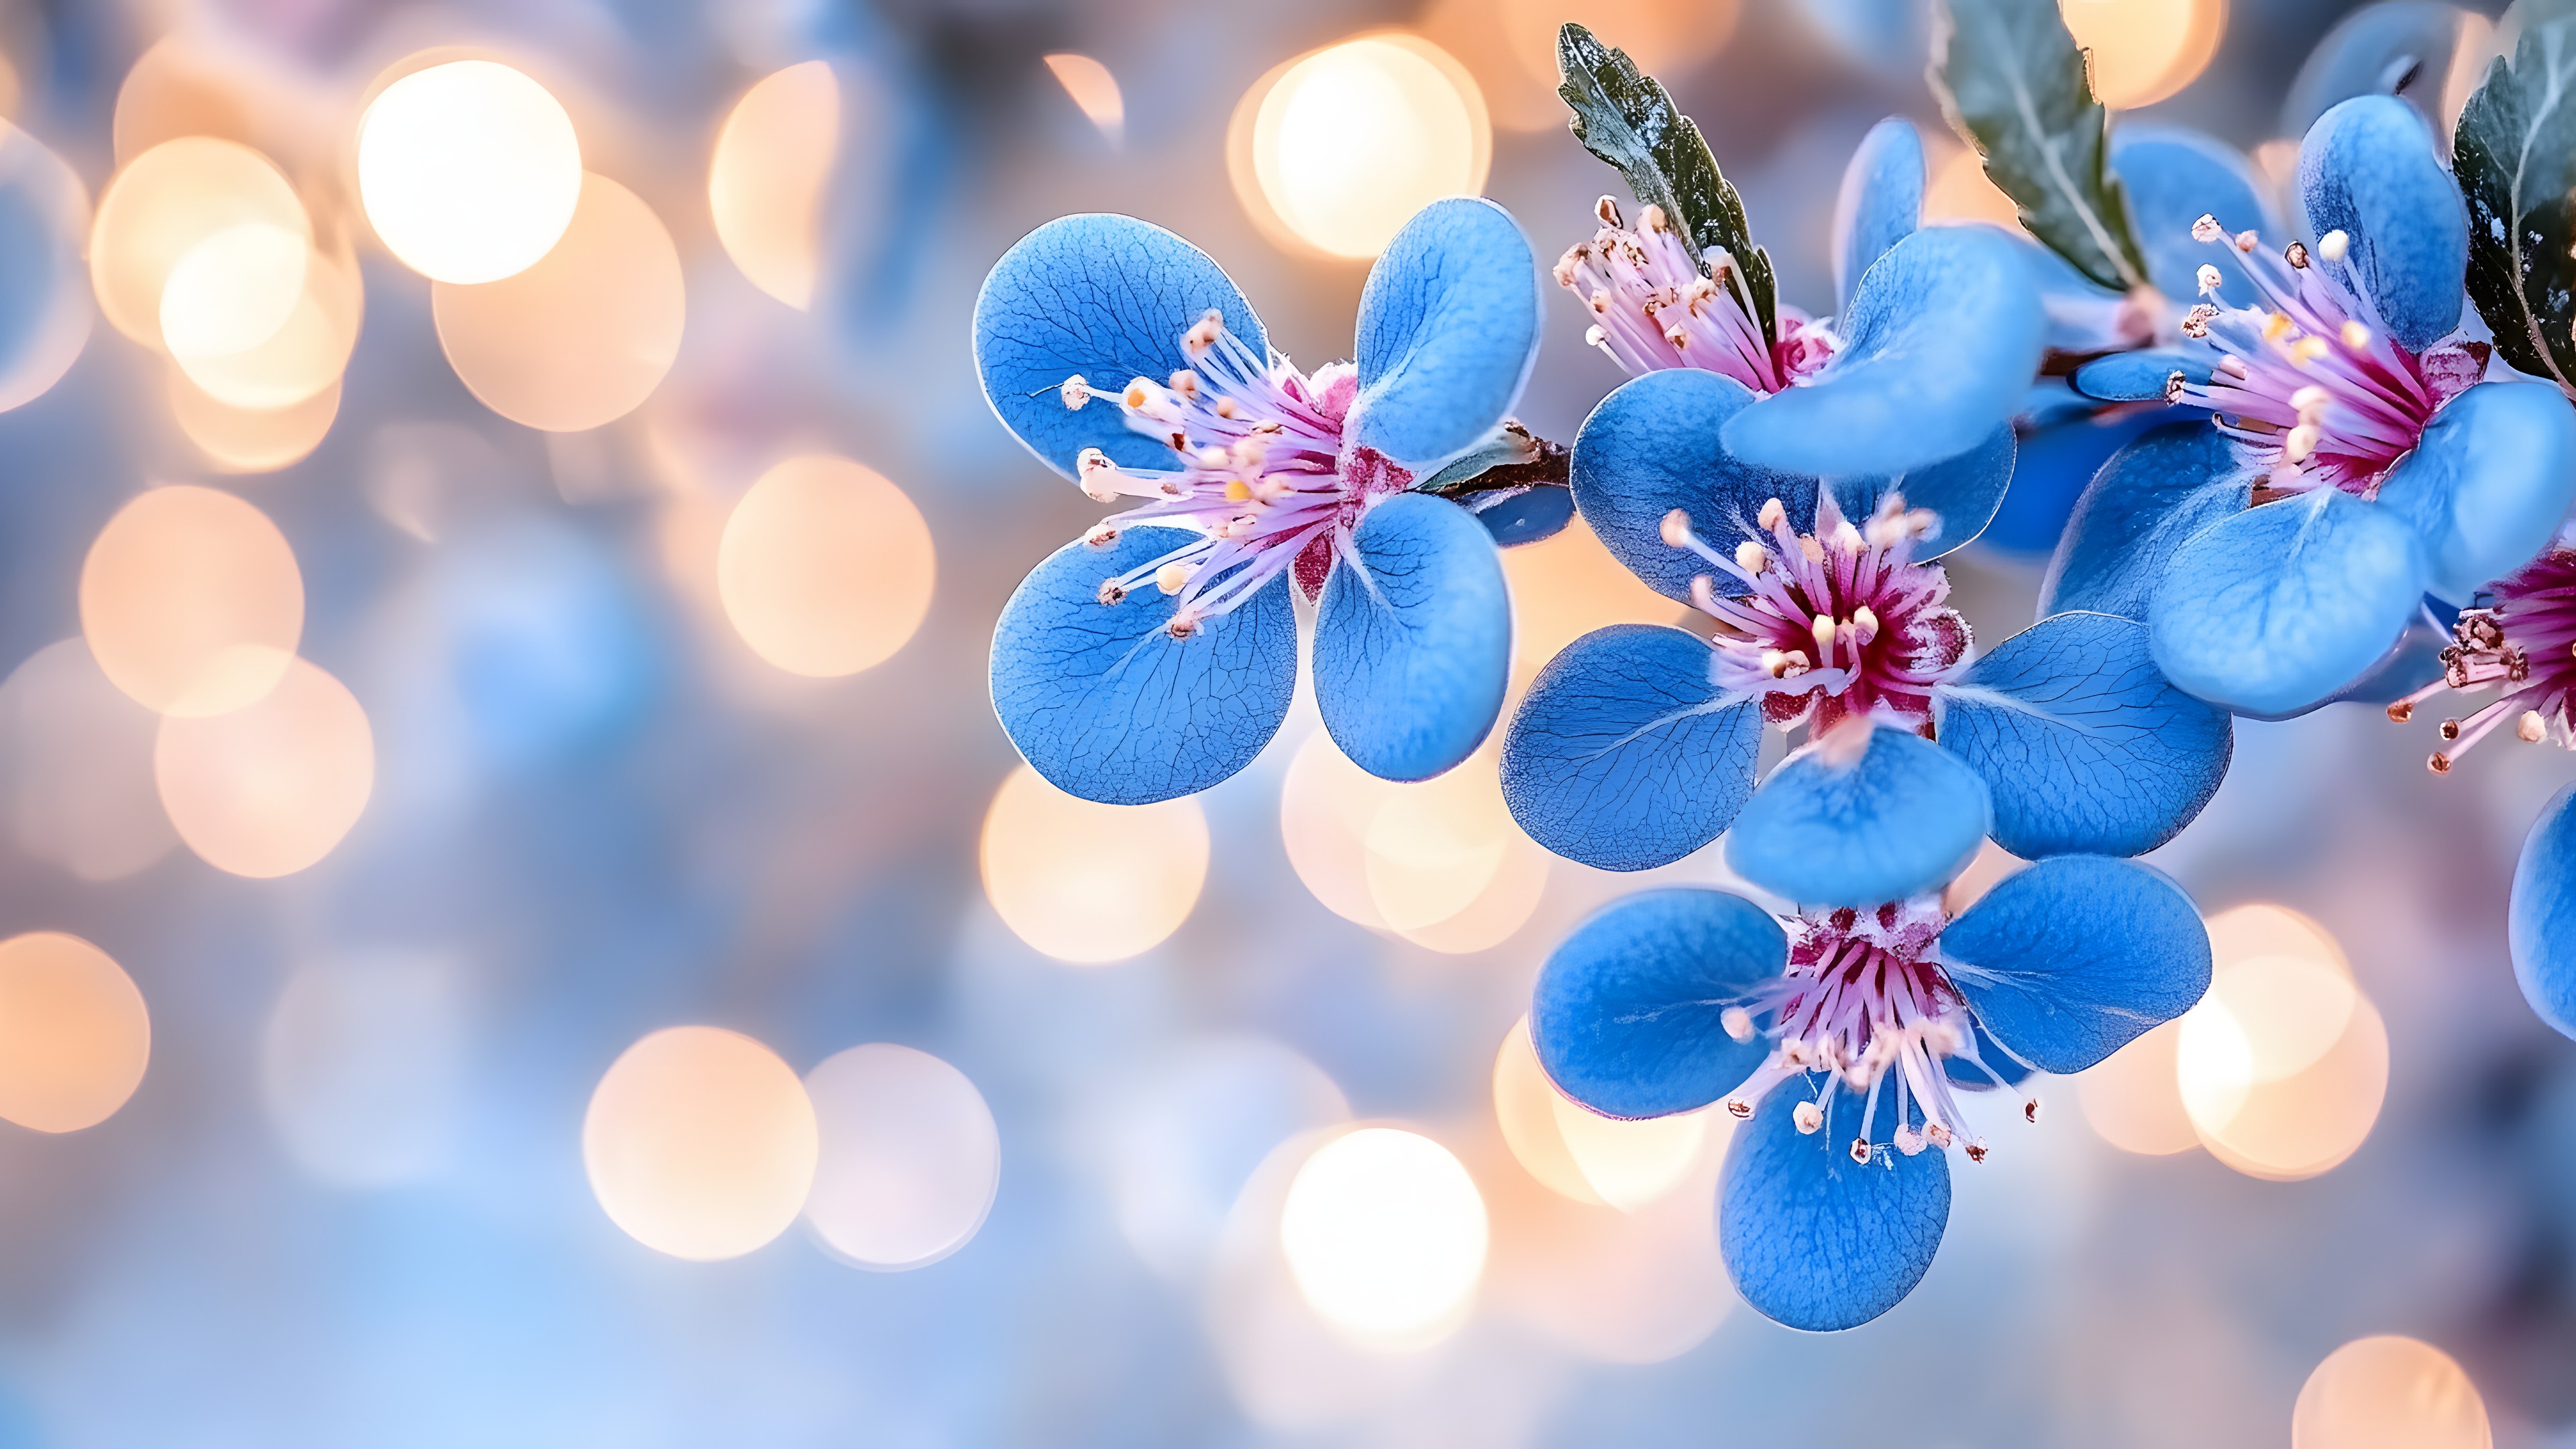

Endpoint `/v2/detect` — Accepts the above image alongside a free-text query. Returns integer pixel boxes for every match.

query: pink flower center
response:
[1059,311,1412,638]
[2389,546,2576,771]
[1555,198,1837,394]
[1719,898,2030,1164]
[1662,490,1970,736]
[2168,215,2485,499]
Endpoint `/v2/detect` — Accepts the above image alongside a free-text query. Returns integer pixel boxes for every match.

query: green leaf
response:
[1555,21,1778,345]
[2457,14,2576,396]
[1931,0,2151,294]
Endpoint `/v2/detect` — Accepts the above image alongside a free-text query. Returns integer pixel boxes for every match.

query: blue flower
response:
[1531,852,2211,1330]
[1500,364,2233,876]
[974,199,1542,804]
[2047,95,2576,720]
[1555,117,2044,478]
[2516,780,2576,1040]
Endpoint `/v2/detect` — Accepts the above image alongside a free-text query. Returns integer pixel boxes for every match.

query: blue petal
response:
[2148,489,2429,716]
[2039,421,2249,620]
[1530,888,1784,1118]
[2298,95,2467,354]
[2110,125,2277,301]
[1568,368,1816,602]
[1984,401,2180,557]
[1935,612,2233,858]
[1833,117,1924,316]
[1723,225,2046,477]
[1941,855,2212,1073]
[2283,1,2466,140]
[1501,625,1762,871]
[2511,785,2576,1040]
[2071,350,2212,404]
[1829,423,2015,561]
[1313,494,1511,781]
[2375,382,2576,601]
[1350,197,1542,470]
[1721,1078,1950,1332]
[990,525,1296,804]
[974,214,1265,478]
[1464,484,1574,547]
[1725,727,1993,908]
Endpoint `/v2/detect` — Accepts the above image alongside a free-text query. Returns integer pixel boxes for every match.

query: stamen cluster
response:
[2389,548,2576,772]
[1662,490,1968,734]
[1555,197,1837,392]
[1718,898,2033,1165]
[2168,215,2485,498]
[1059,311,1411,637]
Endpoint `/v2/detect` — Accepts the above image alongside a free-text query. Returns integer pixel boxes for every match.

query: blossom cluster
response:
[969,9,2576,1333]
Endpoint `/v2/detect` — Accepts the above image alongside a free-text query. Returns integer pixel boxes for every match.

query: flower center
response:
[2167,215,2485,498]
[1661,490,1969,735]
[1717,898,2031,1165]
[2387,546,2576,771]
[1058,310,1412,639]
[1556,197,1837,393]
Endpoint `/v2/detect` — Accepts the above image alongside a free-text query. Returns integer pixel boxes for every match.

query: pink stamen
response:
[2388,547,2576,773]
[1719,898,2031,1163]
[1060,312,1412,637]
[1556,198,1837,394]
[1666,490,1969,735]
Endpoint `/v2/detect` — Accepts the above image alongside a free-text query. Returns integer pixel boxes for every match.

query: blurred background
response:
[0,0,2553,1443]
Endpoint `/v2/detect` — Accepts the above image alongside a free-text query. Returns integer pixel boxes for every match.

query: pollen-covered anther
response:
[1085,523,1121,550]
[1847,1138,1874,1165]
[1893,1125,1925,1156]
[2520,710,2549,743]
[1811,614,1837,653]
[1924,1122,1953,1148]
[1095,579,1126,604]
[2387,700,2414,723]
[1660,508,1693,547]
[1181,309,1224,356]
[2196,263,2224,292]
[1060,375,1093,409]
[2318,229,2351,262]
[1757,498,1787,531]
[2440,718,2463,742]
[2190,213,2224,244]
[2286,240,2310,269]
[1965,1142,1989,1163]
[2430,751,2454,774]
[2284,425,2321,463]
[1594,195,1622,227]
[2234,229,2259,252]
[1164,610,1201,640]
[1155,562,1193,596]
[2023,1097,2041,1124]
[2165,370,2189,404]
[1727,1095,1756,1121]
[2181,304,2217,337]
[1721,1006,1756,1042]
[1734,539,1767,572]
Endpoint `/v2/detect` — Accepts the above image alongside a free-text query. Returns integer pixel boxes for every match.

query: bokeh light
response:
[157,220,303,364]
[709,60,839,310]
[802,1043,1001,1271]
[358,59,582,284]
[1044,53,1125,143]
[584,1026,818,1260]
[2059,0,2228,110]
[1493,1016,1715,1211]
[1499,515,1689,676]
[2076,1019,2200,1155]
[431,172,684,432]
[1233,35,1490,260]
[979,765,1209,964]
[2292,1335,2491,1448]
[0,932,148,1134]
[1925,143,2027,230]
[0,639,176,881]
[80,484,302,718]
[2178,905,2388,1181]
[0,124,93,414]
[166,370,340,474]
[1279,731,1546,952]
[1278,1126,1488,1346]
[154,656,372,878]
[716,455,934,678]
[164,235,361,412]
[89,136,305,352]
[261,953,466,1188]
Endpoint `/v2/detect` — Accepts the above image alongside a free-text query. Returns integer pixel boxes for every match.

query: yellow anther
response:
[2340,319,2370,350]
[1812,614,1837,652]
[1122,378,1155,411]
[2285,425,2321,463]
[2293,336,2330,364]
[1224,479,1252,503]
[2263,313,2292,342]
